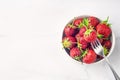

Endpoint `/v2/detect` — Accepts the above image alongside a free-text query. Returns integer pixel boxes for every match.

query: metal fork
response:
[91,39,120,80]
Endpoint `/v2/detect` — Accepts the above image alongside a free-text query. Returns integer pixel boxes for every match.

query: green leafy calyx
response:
[84,29,92,35]
[80,49,88,58]
[77,18,89,28]
[78,22,85,28]
[103,47,109,56]
[62,39,71,48]
[83,18,89,27]
[97,33,103,38]
[67,24,75,28]
[74,56,80,61]
[101,16,111,27]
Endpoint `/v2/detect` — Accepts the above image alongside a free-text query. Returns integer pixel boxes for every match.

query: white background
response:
[0,0,120,80]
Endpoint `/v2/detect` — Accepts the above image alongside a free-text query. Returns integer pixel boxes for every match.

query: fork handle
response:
[105,58,120,80]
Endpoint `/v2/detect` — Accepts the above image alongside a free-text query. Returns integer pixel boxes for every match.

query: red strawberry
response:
[70,47,81,60]
[62,36,76,49]
[88,16,99,27]
[73,18,83,27]
[96,17,111,38]
[79,27,86,37]
[103,40,111,49]
[75,33,81,41]
[77,37,88,50]
[64,24,76,36]
[96,24,111,38]
[82,49,97,64]
[98,38,103,44]
[84,29,97,42]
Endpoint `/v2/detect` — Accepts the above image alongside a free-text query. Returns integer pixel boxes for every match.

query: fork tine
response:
[91,42,95,49]
[90,38,104,56]
[95,39,98,47]
[96,38,103,49]
[91,38,103,49]
[96,39,101,46]
[92,41,97,48]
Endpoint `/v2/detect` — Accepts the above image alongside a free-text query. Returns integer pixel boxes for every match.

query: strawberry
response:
[70,47,81,60]
[79,27,86,37]
[75,33,88,49]
[82,49,97,64]
[98,38,103,44]
[88,16,99,27]
[96,17,111,38]
[103,40,111,49]
[64,24,76,36]
[75,33,81,41]
[73,18,83,27]
[77,37,88,50]
[62,36,76,49]
[84,29,97,42]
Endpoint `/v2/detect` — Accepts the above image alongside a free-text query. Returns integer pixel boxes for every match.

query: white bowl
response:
[62,15,115,65]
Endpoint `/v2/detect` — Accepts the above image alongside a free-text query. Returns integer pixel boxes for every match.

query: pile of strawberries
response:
[62,16,112,64]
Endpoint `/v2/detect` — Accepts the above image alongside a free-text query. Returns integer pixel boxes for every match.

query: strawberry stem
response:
[106,16,109,23]
[102,16,110,25]
[104,16,109,23]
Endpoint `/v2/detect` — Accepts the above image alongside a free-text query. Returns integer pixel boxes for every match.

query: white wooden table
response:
[0,0,120,80]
